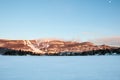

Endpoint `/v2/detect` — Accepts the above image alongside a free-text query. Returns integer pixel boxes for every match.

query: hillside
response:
[0,39,119,55]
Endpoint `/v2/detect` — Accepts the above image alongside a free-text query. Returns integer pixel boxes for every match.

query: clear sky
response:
[0,0,120,41]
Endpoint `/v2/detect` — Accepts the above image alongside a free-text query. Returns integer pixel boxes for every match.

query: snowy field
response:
[0,56,120,80]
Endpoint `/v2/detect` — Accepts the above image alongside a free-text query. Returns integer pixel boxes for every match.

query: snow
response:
[23,40,44,53]
[0,56,120,80]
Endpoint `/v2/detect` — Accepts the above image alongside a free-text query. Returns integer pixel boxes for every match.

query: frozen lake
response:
[0,56,120,80]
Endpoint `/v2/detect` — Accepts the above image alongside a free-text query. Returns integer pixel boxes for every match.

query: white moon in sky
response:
[108,0,112,3]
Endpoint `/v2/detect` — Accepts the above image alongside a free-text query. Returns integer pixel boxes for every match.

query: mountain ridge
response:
[0,39,120,55]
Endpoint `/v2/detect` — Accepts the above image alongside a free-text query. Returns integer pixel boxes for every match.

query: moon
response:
[108,0,112,3]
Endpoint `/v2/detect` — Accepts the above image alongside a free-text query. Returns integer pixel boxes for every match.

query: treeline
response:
[1,48,120,56]
[2,50,33,56]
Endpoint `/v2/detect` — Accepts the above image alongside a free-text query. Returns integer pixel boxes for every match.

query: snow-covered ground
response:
[0,56,120,80]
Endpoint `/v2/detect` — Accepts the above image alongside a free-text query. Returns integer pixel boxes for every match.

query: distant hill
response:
[0,39,120,55]
[91,36,120,47]
[0,38,120,55]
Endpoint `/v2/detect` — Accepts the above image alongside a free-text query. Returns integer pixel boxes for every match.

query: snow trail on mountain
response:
[23,40,27,45]
[35,40,40,46]
[35,39,50,49]
[23,40,44,53]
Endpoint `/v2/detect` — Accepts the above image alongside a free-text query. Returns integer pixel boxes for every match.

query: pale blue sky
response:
[0,0,120,41]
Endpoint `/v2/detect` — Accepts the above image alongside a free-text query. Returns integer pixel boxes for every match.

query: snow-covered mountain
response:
[0,38,118,55]
[91,36,120,47]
